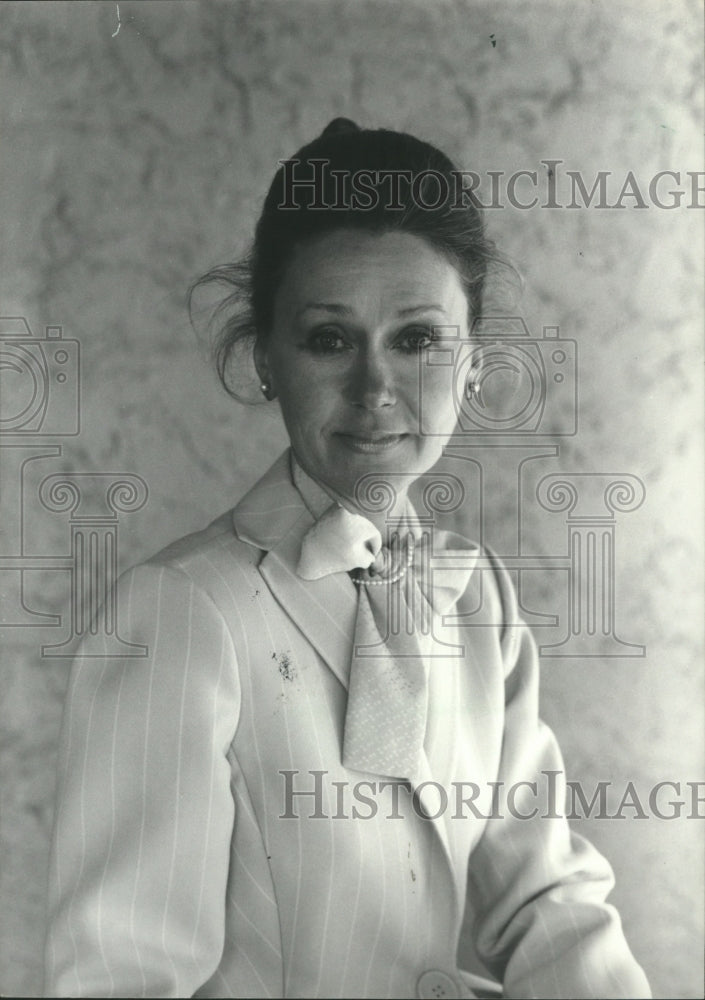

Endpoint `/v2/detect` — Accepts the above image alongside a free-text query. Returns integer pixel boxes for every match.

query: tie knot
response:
[296,504,382,581]
[369,547,393,576]
[354,531,416,586]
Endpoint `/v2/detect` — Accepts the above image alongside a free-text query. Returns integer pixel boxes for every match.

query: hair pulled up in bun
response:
[191,118,510,400]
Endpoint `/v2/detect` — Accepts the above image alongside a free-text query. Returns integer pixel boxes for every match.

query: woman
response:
[44,120,651,999]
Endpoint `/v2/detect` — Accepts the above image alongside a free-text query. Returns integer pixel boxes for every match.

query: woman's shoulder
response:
[116,451,296,609]
[150,508,246,564]
[122,508,262,604]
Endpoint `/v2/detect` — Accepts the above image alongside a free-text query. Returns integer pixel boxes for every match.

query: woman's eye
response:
[307,328,349,353]
[396,326,437,353]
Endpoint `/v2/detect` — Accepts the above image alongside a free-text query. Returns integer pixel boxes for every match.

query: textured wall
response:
[1,1,703,996]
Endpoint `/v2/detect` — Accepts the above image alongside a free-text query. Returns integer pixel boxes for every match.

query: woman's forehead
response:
[277,229,466,313]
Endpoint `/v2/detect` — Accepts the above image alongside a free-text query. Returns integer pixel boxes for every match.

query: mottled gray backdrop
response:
[1,1,703,997]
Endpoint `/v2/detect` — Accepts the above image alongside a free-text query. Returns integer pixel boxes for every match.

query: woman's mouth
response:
[337,433,407,454]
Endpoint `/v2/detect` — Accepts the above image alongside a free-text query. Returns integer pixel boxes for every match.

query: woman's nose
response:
[347,351,396,409]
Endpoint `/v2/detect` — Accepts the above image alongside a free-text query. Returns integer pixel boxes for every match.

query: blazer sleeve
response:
[467,553,651,1000]
[44,562,241,998]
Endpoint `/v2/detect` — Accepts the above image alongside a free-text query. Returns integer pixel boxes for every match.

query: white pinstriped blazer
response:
[44,450,651,999]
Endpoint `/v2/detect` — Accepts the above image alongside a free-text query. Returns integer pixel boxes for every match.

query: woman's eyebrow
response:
[297,302,448,318]
[297,302,354,318]
[396,304,447,317]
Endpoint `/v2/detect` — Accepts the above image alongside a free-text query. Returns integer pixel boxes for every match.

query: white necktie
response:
[296,504,476,780]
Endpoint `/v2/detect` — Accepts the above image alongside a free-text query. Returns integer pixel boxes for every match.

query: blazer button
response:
[417,970,460,999]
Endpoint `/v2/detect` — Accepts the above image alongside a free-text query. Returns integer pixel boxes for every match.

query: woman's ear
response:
[462,337,483,402]
[254,339,277,401]
[466,330,483,377]
[465,368,482,400]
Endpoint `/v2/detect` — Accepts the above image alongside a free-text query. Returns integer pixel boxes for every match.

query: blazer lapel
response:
[259,540,358,691]
[232,450,358,691]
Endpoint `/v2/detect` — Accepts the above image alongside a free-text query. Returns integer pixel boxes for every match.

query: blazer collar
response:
[232,449,308,551]
[232,449,358,691]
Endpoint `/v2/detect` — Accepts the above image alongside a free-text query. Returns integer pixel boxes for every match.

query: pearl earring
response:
[260,382,270,397]
[465,378,481,399]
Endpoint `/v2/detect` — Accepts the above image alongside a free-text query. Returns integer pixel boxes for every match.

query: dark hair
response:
[190,118,509,400]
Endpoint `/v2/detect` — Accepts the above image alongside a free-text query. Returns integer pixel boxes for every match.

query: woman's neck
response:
[290,452,411,542]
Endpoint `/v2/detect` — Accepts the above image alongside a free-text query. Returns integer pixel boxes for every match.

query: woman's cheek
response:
[419,373,459,434]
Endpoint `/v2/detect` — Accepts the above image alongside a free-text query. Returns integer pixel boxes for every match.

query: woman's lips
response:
[337,432,407,454]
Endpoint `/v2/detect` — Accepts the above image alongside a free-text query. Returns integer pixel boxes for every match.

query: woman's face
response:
[255,229,469,507]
